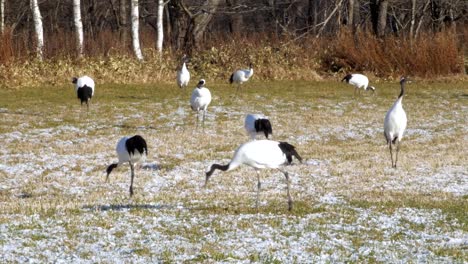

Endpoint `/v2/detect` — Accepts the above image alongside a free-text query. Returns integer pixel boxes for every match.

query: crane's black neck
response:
[399,79,406,98]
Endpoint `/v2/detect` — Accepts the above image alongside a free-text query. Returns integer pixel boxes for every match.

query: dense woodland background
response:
[0,0,467,86]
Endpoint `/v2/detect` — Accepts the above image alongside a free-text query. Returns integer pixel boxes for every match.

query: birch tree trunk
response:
[30,0,44,60]
[0,0,5,34]
[73,0,84,57]
[409,0,416,39]
[120,0,128,45]
[131,0,143,61]
[156,0,164,53]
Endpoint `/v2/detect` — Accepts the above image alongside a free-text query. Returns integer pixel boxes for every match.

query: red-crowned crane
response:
[176,54,190,89]
[384,77,408,168]
[72,75,95,111]
[230,63,254,93]
[342,73,375,95]
[190,79,212,126]
[205,140,302,211]
[106,135,148,197]
[244,114,273,140]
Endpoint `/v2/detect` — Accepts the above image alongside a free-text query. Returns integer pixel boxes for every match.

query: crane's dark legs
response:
[280,169,293,211]
[256,170,261,212]
[388,142,395,168]
[129,161,135,197]
[394,141,401,168]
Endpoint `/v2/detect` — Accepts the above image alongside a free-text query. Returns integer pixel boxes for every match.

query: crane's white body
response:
[343,73,375,94]
[177,62,190,88]
[384,77,408,168]
[190,79,212,123]
[244,114,272,140]
[115,136,146,165]
[384,97,407,145]
[226,140,289,170]
[74,75,95,95]
[231,66,254,84]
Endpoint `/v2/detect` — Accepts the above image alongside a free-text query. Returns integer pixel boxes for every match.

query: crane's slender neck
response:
[399,80,405,99]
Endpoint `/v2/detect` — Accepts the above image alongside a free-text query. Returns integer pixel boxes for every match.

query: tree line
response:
[0,0,466,61]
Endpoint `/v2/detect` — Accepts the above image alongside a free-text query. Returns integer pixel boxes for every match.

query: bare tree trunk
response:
[409,0,416,38]
[188,0,222,49]
[308,0,318,34]
[131,0,143,60]
[156,0,164,53]
[348,0,354,28]
[226,0,242,34]
[120,0,128,46]
[73,0,84,57]
[30,0,44,60]
[0,0,5,34]
[353,0,360,31]
[377,0,388,37]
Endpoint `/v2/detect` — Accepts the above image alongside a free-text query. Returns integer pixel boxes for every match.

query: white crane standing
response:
[177,54,190,89]
[190,79,212,126]
[205,140,302,211]
[230,63,254,93]
[384,77,408,168]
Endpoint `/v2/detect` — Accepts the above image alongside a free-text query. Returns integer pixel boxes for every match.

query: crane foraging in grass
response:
[342,73,375,95]
[190,79,212,126]
[205,140,303,211]
[384,77,408,168]
[244,114,273,140]
[230,63,254,93]
[72,75,95,111]
[176,54,190,89]
[106,135,148,197]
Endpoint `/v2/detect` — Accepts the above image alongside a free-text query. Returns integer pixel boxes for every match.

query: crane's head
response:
[368,86,376,94]
[400,76,408,84]
[197,79,206,88]
[71,77,78,84]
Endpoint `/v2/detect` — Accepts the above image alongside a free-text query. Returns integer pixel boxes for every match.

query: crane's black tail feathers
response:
[278,142,303,164]
[126,135,148,156]
[254,119,273,139]
[229,74,234,84]
[77,85,93,104]
[341,74,352,83]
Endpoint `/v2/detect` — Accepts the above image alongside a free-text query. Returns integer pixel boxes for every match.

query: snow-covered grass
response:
[0,80,466,262]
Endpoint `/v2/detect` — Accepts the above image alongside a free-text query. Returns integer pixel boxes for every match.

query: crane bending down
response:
[384,77,408,168]
[342,73,375,95]
[106,135,148,196]
[72,75,95,111]
[244,114,273,140]
[205,140,303,211]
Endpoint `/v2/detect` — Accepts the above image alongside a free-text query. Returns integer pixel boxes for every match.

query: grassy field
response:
[0,78,466,262]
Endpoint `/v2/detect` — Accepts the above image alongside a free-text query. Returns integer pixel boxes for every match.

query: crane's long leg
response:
[256,170,261,212]
[280,170,293,211]
[202,110,206,128]
[388,142,394,168]
[395,141,401,168]
[129,161,135,197]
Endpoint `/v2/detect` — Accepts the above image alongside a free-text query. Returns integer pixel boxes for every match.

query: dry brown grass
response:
[0,29,465,89]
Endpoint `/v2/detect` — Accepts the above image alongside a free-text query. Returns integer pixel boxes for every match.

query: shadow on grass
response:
[82,203,175,212]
